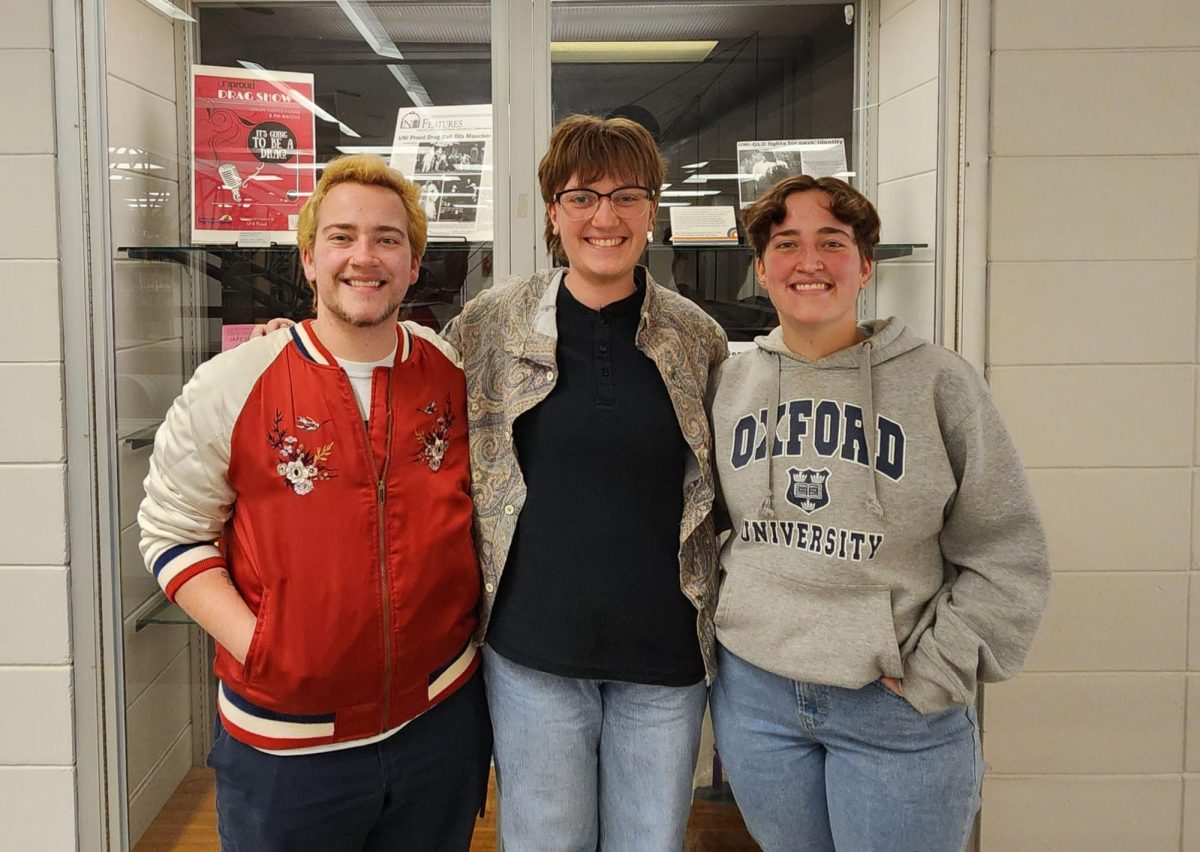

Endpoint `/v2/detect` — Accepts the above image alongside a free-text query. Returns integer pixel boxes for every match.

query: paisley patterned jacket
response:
[443,267,729,679]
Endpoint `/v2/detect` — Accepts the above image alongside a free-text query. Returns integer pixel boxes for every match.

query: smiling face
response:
[756,189,874,357]
[548,173,656,293]
[301,181,420,335]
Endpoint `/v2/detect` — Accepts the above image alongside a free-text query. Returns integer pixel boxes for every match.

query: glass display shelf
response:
[134,595,194,632]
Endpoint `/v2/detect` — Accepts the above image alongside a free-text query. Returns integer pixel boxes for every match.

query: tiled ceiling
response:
[194,1,844,44]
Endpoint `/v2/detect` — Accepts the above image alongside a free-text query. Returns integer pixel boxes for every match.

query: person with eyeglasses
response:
[441,113,728,850]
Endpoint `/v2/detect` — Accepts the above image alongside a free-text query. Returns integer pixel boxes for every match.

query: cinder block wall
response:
[0,0,78,849]
[874,0,940,340]
[980,1,1200,848]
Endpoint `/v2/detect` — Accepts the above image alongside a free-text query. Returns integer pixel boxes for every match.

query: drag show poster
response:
[192,65,316,244]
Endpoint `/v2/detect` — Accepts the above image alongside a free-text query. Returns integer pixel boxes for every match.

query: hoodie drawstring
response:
[758,352,783,519]
[858,339,885,519]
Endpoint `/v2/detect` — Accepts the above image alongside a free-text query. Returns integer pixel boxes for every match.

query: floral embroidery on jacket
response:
[414,396,454,472]
[268,410,335,495]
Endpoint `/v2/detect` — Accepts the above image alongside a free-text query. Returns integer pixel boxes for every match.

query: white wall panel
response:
[0,1,51,49]
[0,666,74,764]
[988,261,1197,365]
[875,170,937,252]
[125,649,190,790]
[0,156,58,259]
[983,673,1185,774]
[873,261,935,341]
[0,768,77,851]
[123,607,190,708]
[990,157,1199,262]
[1023,572,1189,672]
[0,568,69,665]
[878,0,938,100]
[981,775,1182,852]
[121,521,160,618]
[107,75,182,184]
[0,464,66,564]
[0,364,62,462]
[105,0,178,102]
[1028,468,1192,573]
[993,0,1200,50]
[990,365,1194,468]
[0,51,54,154]
[877,80,938,182]
[993,51,1200,157]
[0,261,61,362]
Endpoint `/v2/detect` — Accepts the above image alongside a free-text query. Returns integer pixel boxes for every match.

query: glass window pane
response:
[551,0,857,341]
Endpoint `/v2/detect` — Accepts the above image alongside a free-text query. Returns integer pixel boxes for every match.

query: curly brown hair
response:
[538,115,665,264]
[742,175,881,262]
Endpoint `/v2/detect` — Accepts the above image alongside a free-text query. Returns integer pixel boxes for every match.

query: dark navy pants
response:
[207,669,492,852]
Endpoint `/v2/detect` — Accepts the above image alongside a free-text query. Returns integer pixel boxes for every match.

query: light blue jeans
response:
[482,645,707,851]
[711,643,981,852]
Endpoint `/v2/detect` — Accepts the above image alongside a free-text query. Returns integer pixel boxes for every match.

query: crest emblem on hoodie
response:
[786,467,830,513]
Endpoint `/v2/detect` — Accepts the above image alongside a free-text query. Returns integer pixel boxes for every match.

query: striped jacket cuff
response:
[151,542,225,601]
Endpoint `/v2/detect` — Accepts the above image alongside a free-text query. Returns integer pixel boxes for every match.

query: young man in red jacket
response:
[138,155,490,851]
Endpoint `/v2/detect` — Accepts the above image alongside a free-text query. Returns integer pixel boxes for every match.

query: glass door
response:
[548,0,861,343]
[98,1,496,845]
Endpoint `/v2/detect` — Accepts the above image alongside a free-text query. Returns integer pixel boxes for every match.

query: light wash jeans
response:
[482,645,707,852]
[711,643,982,852]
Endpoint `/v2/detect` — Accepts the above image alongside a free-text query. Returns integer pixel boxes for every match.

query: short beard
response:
[324,295,404,329]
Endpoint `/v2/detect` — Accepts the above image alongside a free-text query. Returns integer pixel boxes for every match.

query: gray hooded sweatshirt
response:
[709,318,1050,714]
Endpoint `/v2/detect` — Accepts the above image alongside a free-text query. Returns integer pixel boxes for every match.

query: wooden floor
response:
[134,768,759,851]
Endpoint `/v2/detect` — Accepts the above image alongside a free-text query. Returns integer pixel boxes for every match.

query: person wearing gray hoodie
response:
[708,175,1050,852]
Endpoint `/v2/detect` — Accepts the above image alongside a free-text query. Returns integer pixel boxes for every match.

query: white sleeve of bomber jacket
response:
[138,331,292,601]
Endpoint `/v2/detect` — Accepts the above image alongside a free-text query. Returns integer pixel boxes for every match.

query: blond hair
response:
[296,154,428,280]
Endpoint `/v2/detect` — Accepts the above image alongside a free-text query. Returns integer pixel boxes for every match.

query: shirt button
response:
[484,582,495,593]
[503,504,515,515]
[599,343,609,353]
[601,367,611,377]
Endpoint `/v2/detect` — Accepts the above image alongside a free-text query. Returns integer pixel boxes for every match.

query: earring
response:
[646,229,654,243]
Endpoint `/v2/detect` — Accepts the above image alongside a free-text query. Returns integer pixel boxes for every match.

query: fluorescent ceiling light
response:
[658,202,692,207]
[336,146,395,155]
[681,162,709,171]
[334,0,432,106]
[683,174,754,182]
[238,61,361,138]
[552,41,718,64]
[660,189,721,197]
[138,0,196,24]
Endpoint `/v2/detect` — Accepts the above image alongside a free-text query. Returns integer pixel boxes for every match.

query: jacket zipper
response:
[355,369,394,734]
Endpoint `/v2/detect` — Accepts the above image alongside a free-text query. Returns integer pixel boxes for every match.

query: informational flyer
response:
[736,138,849,208]
[192,64,316,244]
[668,205,739,245]
[390,104,493,242]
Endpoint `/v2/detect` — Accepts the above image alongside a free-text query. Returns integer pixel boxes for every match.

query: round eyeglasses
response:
[553,185,655,220]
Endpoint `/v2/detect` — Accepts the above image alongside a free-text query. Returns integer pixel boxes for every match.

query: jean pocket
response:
[870,678,916,710]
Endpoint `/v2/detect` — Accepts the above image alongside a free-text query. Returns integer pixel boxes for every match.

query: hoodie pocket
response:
[715,566,902,688]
